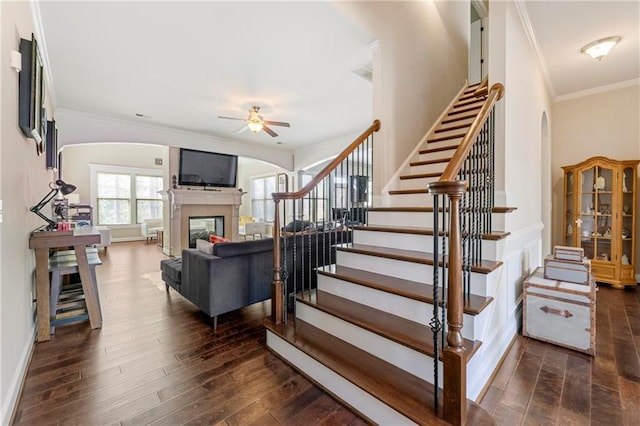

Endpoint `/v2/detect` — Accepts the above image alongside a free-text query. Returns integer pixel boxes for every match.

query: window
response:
[97,173,131,225]
[135,175,163,223]
[251,176,276,222]
[93,165,163,225]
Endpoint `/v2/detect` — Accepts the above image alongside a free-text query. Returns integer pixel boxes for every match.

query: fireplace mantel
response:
[160,188,245,255]
[162,188,244,219]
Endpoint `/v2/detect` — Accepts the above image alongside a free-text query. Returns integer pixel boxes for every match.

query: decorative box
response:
[544,255,591,285]
[523,267,595,355]
[553,246,584,262]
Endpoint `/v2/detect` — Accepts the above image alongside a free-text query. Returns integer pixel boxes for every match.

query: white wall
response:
[0,2,57,422]
[236,159,287,219]
[552,85,640,276]
[61,143,166,240]
[332,0,469,194]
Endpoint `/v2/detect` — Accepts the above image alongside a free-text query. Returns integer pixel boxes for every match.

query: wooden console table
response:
[29,227,102,342]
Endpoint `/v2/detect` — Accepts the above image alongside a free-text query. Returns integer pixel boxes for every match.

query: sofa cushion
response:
[196,239,215,254]
[213,238,273,258]
[160,257,182,284]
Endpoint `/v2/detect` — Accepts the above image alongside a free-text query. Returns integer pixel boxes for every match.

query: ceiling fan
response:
[218,106,290,137]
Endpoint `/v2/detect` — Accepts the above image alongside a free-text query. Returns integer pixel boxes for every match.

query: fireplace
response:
[188,216,224,248]
[161,188,244,256]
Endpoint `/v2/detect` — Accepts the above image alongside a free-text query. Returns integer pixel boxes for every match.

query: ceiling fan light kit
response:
[218,106,290,138]
[581,36,620,61]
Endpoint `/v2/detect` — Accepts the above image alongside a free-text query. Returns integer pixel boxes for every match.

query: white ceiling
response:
[36,1,639,151]
[523,0,639,99]
[38,1,375,149]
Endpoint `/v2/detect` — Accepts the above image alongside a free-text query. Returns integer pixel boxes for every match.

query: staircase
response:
[265,82,511,425]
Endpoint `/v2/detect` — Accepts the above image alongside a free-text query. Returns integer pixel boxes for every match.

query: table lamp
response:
[30,179,76,230]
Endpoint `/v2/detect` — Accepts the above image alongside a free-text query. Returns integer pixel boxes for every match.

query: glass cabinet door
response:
[564,171,574,246]
[579,165,614,262]
[621,166,634,266]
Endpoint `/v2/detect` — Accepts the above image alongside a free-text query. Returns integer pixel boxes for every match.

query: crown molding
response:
[471,0,488,19]
[513,0,556,100]
[29,0,58,109]
[554,78,640,103]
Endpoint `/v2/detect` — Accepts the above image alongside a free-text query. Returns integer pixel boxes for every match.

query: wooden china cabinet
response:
[562,156,639,288]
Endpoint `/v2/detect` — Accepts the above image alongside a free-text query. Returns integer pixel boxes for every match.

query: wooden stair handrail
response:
[439,83,504,182]
[473,76,489,98]
[273,119,381,202]
[271,119,380,325]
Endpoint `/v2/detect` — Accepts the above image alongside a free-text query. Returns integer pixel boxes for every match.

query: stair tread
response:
[400,172,442,180]
[318,265,493,315]
[337,243,502,274]
[352,224,510,241]
[368,206,517,214]
[419,144,459,154]
[452,98,486,109]
[447,105,482,116]
[434,122,471,133]
[427,131,467,143]
[441,113,477,124]
[297,290,483,359]
[265,319,495,425]
[410,157,452,166]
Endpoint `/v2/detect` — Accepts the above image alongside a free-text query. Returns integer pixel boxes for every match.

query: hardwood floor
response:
[480,283,640,425]
[12,242,365,425]
[11,242,640,425]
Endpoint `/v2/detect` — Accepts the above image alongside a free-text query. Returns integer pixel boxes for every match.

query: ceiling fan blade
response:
[218,116,247,121]
[262,125,278,137]
[263,120,290,128]
[236,124,249,134]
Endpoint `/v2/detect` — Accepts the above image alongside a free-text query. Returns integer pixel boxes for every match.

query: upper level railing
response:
[427,81,504,425]
[269,120,381,324]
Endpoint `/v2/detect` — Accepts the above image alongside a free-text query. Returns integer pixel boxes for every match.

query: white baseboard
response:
[1,325,35,426]
[111,236,145,243]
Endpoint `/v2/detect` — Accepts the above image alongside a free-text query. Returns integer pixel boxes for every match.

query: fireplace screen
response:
[189,216,224,248]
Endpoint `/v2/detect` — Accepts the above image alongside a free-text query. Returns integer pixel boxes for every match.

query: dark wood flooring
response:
[480,283,640,425]
[11,242,640,425]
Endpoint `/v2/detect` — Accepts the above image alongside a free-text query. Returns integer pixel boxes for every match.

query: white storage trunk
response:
[553,246,584,262]
[544,256,591,285]
[523,267,596,355]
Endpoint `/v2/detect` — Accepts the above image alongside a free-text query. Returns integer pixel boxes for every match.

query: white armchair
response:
[141,219,163,243]
[240,221,265,239]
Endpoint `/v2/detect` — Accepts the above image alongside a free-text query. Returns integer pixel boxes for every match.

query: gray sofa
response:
[160,231,350,329]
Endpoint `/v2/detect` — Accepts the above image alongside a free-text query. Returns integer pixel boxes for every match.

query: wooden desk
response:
[29,227,102,342]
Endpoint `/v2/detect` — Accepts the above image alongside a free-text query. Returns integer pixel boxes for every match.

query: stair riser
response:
[336,251,492,296]
[296,304,442,386]
[418,148,457,161]
[266,331,417,425]
[368,211,507,233]
[408,162,448,175]
[399,176,440,190]
[318,275,481,340]
[387,193,434,207]
[353,229,504,261]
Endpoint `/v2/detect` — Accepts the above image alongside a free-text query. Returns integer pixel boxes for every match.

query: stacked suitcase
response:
[523,246,596,355]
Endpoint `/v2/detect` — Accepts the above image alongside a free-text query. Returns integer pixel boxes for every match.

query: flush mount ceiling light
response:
[581,36,621,61]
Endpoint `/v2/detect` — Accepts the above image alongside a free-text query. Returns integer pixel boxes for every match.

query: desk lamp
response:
[30,179,76,230]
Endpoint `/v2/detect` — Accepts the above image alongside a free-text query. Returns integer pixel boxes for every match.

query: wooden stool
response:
[48,248,102,333]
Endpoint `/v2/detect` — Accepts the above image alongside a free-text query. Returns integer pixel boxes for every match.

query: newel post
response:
[271,199,283,324]
[427,180,468,426]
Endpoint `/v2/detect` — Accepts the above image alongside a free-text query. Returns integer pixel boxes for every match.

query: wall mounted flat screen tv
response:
[178,148,238,188]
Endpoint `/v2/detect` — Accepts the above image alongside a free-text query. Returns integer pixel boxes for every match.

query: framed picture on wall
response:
[19,34,44,150]
[46,119,57,169]
[277,173,288,192]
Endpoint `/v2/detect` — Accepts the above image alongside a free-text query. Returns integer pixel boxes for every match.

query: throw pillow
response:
[210,234,230,244]
[196,239,215,254]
